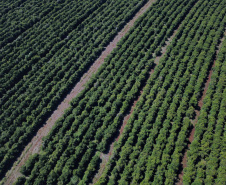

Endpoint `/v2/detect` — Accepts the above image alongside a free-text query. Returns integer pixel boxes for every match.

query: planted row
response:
[183,37,226,185]
[14,0,198,184]
[0,0,148,178]
[96,0,226,184]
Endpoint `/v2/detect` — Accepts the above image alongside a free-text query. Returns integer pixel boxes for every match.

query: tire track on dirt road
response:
[2,0,157,184]
[91,20,182,185]
[177,29,226,185]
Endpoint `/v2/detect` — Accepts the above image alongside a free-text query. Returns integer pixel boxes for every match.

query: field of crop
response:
[0,0,226,185]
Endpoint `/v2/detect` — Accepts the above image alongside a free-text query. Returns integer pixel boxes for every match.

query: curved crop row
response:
[0,0,148,178]
[13,0,199,184]
[183,38,226,185]
[96,0,226,184]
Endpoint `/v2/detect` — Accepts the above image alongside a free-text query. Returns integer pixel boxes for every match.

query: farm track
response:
[91,91,142,185]
[177,29,226,185]
[2,0,157,184]
[91,21,182,185]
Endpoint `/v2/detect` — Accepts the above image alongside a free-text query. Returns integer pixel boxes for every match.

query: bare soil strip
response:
[91,91,142,185]
[177,63,215,185]
[91,18,182,185]
[91,90,142,185]
[177,30,226,185]
[2,1,158,185]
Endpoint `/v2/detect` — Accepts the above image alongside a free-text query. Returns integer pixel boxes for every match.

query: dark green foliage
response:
[20,154,39,176]
[2,0,226,184]
[12,0,204,184]
[183,36,226,185]
[0,0,149,178]
[95,0,226,184]
[13,176,26,185]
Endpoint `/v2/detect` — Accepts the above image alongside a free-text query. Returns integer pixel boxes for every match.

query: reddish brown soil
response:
[177,30,226,185]
[177,126,195,185]
[188,126,196,144]
[177,72,213,185]
[177,74,215,185]
[91,8,183,185]
[177,67,215,185]
[3,1,158,185]
[198,61,216,108]
[116,91,142,142]
[91,90,143,185]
